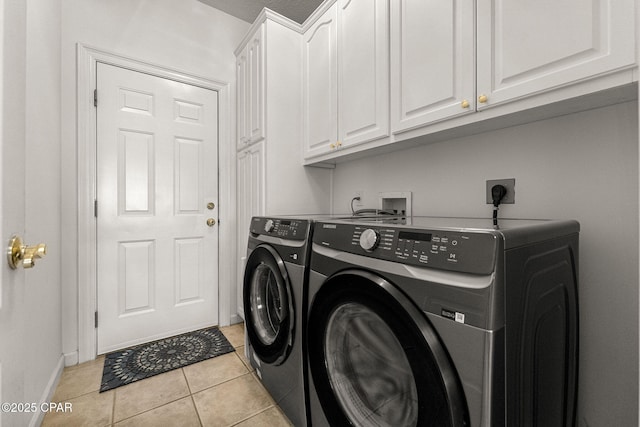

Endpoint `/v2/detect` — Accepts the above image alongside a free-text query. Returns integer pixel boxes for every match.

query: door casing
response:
[76,44,235,363]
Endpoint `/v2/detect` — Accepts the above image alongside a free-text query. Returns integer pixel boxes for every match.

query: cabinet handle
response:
[461,100,470,109]
[336,141,342,148]
[330,143,335,150]
[478,94,488,104]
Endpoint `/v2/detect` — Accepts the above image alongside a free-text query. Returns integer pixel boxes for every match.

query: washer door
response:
[308,270,469,427]
[243,245,294,365]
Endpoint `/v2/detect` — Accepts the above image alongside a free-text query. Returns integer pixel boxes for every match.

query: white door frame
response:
[77,44,235,363]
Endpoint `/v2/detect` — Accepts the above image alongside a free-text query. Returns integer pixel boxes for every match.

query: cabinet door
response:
[236,141,265,317]
[248,24,266,142]
[303,3,338,159]
[390,0,475,133]
[338,0,389,147]
[236,47,249,149]
[237,141,265,245]
[477,0,636,108]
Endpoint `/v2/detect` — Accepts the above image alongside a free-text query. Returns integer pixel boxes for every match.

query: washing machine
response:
[306,216,579,427]
[243,216,313,426]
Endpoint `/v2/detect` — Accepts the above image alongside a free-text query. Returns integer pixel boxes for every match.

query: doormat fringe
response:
[100,326,235,392]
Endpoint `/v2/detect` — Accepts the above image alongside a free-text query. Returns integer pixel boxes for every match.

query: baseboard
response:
[229,313,243,325]
[64,351,79,366]
[28,354,65,427]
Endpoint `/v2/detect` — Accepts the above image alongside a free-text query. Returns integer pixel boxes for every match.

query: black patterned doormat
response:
[100,326,235,392]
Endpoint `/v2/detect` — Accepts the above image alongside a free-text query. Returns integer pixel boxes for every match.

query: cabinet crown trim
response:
[234,8,303,55]
[301,0,337,32]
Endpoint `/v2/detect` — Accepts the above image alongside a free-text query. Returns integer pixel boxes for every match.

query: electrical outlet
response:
[486,179,515,204]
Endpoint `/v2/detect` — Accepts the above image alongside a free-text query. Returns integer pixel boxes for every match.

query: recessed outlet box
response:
[379,191,412,216]
[486,179,515,204]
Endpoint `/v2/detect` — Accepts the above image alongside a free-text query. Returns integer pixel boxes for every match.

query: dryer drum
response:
[243,245,294,365]
[307,271,469,427]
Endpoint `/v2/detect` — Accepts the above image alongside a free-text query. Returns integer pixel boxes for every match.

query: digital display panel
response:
[280,220,291,226]
[398,231,432,242]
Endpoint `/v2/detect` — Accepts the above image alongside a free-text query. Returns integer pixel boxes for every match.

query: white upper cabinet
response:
[303,3,338,159]
[337,0,389,147]
[303,0,389,160]
[390,0,475,133]
[236,23,265,149]
[476,0,636,108]
[297,0,635,164]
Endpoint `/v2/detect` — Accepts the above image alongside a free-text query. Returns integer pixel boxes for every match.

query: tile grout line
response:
[228,404,280,427]
[111,387,116,426]
[182,367,205,427]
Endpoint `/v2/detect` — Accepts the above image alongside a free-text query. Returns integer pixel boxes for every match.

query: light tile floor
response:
[42,324,293,427]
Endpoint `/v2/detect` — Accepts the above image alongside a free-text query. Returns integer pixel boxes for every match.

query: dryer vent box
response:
[379,191,412,216]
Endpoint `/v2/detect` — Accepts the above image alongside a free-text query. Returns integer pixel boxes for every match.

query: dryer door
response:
[243,245,294,365]
[308,270,469,427]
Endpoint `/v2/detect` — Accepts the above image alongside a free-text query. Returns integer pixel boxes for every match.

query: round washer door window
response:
[243,245,294,365]
[325,302,419,426]
[308,271,469,427]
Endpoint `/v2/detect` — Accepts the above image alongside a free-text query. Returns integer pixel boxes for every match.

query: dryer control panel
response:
[250,217,309,240]
[314,223,497,275]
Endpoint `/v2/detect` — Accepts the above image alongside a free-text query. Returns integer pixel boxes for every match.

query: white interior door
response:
[0,3,27,422]
[96,63,219,354]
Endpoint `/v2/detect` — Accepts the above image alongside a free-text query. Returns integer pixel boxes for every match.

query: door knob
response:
[207,202,215,210]
[206,218,216,227]
[7,235,47,269]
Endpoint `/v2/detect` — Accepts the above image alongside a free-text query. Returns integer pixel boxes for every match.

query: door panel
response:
[0,2,27,424]
[236,142,264,318]
[243,245,293,365]
[96,63,219,353]
[390,0,475,132]
[308,271,469,426]
[337,0,389,147]
[303,3,338,158]
[476,0,635,107]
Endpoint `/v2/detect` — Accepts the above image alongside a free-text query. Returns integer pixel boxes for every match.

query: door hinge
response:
[93,89,98,107]
[94,311,98,328]
[94,199,98,218]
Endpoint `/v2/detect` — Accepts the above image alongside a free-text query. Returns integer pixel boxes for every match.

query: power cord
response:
[350,197,361,214]
[491,185,507,229]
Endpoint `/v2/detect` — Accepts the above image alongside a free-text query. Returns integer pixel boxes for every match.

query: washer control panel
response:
[316,223,497,274]
[250,217,309,240]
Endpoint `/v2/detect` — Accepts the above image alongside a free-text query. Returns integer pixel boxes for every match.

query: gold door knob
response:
[206,218,216,227]
[478,94,488,104]
[329,143,335,150]
[7,235,47,269]
[207,202,215,210]
[461,99,470,109]
[336,141,342,148]
[23,244,47,269]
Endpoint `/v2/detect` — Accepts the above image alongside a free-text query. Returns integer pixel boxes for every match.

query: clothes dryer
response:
[306,216,579,427]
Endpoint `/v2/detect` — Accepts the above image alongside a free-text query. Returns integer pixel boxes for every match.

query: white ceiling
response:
[198,0,324,24]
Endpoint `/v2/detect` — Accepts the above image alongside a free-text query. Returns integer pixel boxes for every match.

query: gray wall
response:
[332,101,639,426]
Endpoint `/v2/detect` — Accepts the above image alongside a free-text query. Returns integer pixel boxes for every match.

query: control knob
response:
[264,219,275,233]
[359,229,380,251]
